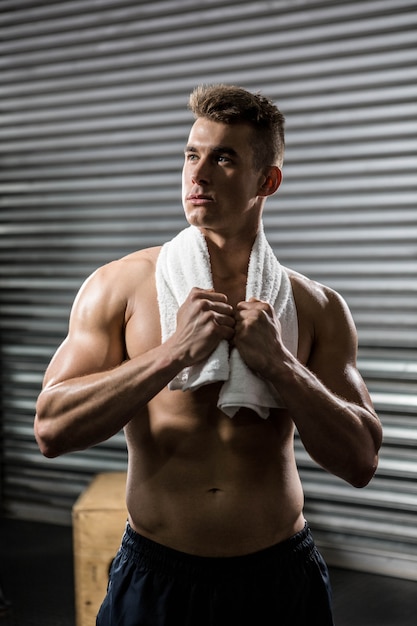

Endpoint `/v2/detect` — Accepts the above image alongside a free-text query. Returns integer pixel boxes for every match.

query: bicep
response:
[43,271,126,389]
[42,329,124,390]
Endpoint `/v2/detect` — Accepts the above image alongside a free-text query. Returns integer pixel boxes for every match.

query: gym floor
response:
[0,517,416,625]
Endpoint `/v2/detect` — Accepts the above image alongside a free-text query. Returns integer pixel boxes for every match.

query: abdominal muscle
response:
[124,384,305,557]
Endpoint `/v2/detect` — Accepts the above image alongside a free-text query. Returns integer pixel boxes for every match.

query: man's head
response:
[188,84,285,170]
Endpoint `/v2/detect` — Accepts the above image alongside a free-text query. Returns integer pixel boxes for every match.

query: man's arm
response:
[35,256,235,458]
[34,259,174,457]
[234,278,383,488]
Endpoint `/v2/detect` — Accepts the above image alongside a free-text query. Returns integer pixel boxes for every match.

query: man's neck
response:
[205,233,255,280]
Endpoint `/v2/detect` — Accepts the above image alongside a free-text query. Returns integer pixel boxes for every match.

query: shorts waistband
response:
[120,522,315,583]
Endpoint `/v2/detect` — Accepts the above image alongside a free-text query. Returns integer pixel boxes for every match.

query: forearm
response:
[269,354,381,487]
[35,344,182,457]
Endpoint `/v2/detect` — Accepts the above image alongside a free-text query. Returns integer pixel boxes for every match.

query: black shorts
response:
[96,521,334,626]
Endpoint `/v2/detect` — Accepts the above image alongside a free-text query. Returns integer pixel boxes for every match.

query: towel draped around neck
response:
[155,225,298,418]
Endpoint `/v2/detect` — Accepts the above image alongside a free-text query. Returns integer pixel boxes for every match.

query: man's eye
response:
[216,155,230,163]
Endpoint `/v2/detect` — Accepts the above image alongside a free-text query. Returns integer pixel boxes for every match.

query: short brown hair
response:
[188,84,285,169]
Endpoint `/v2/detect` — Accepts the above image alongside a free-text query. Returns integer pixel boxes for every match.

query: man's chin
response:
[184,211,214,229]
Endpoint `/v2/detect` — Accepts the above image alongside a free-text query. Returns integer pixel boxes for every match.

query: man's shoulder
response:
[285,266,346,313]
[120,245,162,266]
[95,246,162,279]
[78,246,163,305]
[285,267,356,362]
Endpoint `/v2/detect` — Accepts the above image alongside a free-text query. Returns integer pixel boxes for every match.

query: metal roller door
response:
[1,0,416,579]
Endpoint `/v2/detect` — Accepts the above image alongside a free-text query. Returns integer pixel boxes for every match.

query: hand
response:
[172,288,235,366]
[234,298,284,377]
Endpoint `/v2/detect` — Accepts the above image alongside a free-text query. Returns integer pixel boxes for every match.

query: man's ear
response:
[258,166,282,197]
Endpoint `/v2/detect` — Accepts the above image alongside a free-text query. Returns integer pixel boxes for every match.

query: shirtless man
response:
[35,84,382,625]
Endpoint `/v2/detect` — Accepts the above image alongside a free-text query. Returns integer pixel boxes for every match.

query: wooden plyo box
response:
[72,471,128,626]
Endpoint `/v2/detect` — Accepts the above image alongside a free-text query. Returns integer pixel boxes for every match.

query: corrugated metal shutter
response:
[1,0,416,578]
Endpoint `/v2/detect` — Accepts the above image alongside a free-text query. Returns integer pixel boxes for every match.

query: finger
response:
[237,299,274,318]
[200,297,234,317]
[213,312,236,328]
[236,298,263,310]
[191,287,229,303]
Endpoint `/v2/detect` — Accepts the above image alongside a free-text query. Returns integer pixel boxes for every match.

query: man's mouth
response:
[187,194,214,204]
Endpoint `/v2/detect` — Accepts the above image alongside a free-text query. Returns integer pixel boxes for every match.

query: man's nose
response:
[191,159,210,185]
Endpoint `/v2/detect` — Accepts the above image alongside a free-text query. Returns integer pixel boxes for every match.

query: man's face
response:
[182,118,265,233]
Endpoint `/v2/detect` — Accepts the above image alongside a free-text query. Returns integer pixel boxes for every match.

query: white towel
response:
[155,225,298,418]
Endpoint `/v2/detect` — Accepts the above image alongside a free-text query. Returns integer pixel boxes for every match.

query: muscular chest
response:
[124,279,161,359]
